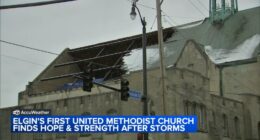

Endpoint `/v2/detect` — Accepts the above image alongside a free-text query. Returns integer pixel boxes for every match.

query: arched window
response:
[234,117,241,139]
[223,114,229,137]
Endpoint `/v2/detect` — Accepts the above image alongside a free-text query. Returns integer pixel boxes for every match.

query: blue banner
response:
[11,115,197,133]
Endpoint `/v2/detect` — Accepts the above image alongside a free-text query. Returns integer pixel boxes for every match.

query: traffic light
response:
[121,79,129,101]
[82,67,93,92]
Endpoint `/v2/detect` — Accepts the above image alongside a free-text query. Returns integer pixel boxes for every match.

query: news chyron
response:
[11,109,197,133]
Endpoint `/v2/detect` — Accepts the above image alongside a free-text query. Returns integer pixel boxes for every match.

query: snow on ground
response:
[205,34,260,64]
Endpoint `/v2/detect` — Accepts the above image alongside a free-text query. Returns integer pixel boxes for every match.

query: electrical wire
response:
[0,0,76,10]
[1,54,46,67]
[0,40,59,55]
[162,14,189,40]
[150,16,157,30]
[126,0,207,18]
[197,0,209,11]
[126,0,156,10]
[186,0,207,17]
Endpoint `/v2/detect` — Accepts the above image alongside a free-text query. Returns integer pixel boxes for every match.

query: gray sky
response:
[0,0,259,108]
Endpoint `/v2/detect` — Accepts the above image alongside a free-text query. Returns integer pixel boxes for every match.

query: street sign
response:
[129,90,142,99]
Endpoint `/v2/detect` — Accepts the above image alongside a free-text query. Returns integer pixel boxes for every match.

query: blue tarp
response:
[58,78,104,91]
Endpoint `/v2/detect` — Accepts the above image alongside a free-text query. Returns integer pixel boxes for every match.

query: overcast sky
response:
[0,0,259,108]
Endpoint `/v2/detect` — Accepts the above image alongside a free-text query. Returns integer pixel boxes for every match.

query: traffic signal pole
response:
[93,81,121,92]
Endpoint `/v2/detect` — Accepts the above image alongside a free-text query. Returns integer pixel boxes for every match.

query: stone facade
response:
[0,67,246,140]
[1,39,258,140]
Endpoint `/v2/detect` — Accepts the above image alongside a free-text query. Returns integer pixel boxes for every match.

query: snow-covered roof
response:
[205,34,260,64]
[123,6,260,71]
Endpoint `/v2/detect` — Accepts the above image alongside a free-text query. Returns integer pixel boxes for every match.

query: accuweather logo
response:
[12,110,20,115]
[12,109,51,115]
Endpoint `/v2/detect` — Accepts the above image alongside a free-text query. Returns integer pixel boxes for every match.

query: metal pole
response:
[142,17,149,140]
[131,4,148,140]
[93,81,121,92]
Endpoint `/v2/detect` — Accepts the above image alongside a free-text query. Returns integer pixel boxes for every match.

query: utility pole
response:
[156,0,167,116]
[156,0,169,140]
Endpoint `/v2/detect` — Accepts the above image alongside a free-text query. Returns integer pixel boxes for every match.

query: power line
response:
[1,54,46,67]
[126,0,156,10]
[126,0,206,18]
[197,0,209,11]
[126,0,204,21]
[126,0,205,45]
[161,14,189,40]
[0,40,59,55]
[125,0,202,44]
[186,0,207,17]
[0,0,76,10]
[150,16,157,30]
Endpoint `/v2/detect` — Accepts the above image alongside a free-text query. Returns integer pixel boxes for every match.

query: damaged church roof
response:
[123,6,260,71]
[166,6,260,65]
[59,6,260,78]
[37,6,260,93]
